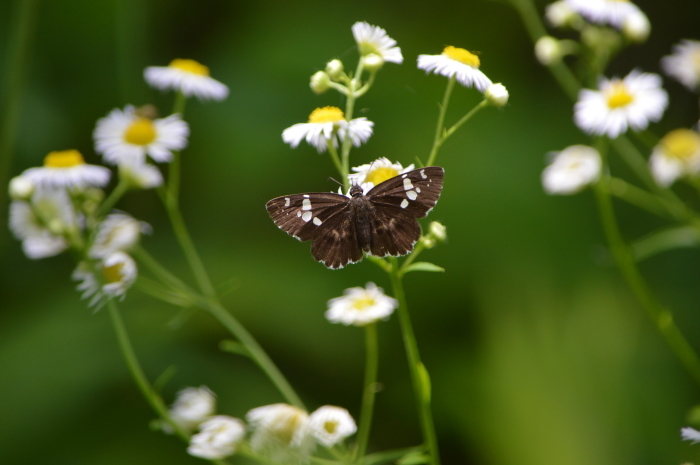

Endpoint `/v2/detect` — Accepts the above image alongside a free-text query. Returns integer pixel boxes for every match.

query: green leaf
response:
[402,261,445,274]
[397,451,431,465]
[631,226,700,261]
[361,446,425,465]
[219,339,250,357]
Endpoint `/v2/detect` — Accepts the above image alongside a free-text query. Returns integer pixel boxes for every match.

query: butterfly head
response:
[348,185,365,198]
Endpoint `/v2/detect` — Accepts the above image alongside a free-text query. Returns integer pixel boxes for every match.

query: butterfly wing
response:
[367,166,444,218]
[265,192,362,269]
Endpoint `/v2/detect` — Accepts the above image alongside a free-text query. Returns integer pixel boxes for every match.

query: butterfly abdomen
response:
[350,196,375,253]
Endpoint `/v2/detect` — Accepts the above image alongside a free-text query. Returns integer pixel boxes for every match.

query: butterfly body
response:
[266,167,444,269]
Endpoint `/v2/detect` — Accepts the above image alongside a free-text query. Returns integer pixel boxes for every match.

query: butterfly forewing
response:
[266,192,349,242]
[367,166,444,218]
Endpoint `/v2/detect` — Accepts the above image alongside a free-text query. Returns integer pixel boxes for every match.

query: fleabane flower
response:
[351,21,403,64]
[574,69,668,139]
[72,251,137,308]
[564,0,643,28]
[649,129,700,187]
[94,105,189,165]
[9,187,76,259]
[187,415,245,460]
[144,59,229,101]
[661,40,700,91]
[682,427,700,444]
[89,213,150,259]
[417,46,493,92]
[246,403,314,462]
[282,107,373,153]
[167,386,217,433]
[348,157,414,189]
[308,406,357,448]
[326,282,398,326]
[541,145,602,195]
[21,150,110,190]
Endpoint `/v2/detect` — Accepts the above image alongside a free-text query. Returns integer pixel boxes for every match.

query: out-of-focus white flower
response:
[417,46,493,92]
[187,415,245,460]
[574,69,668,139]
[542,145,602,195]
[72,251,137,308]
[246,403,314,462]
[94,105,189,165]
[326,282,398,326]
[310,71,331,94]
[649,129,700,187]
[308,406,357,448]
[535,36,563,65]
[485,83,509,107]
[429,221,447,242]
[348,157,414,189]
[564,0,643,28]
[166,386,217,433]
[22,150,110,190]
[8,175,35,201]
[118,161,163,189]
[682,426,700,444]
[282,107,373,153]
[622,9,650,43]
[352,21,403,64]
[661,40,700,91]
[545,1,578,27]
[89,213,150,258]
[144,59,229,101]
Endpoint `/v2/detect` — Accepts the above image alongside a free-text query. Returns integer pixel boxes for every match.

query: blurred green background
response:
[2,0,700,464]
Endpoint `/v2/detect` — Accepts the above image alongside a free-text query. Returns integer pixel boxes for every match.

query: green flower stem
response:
[354,71,376,99]
[339,61,366,187]
[398,240,428,276]
[327,140,345,181]
[132,245,197,295]
[97,176,131,218]
[388,258,441,465]
[106,299,189,440]
[354,323,379,462]
[594,176,700,386]
[167,91,187,206]
[609,177,676,219]
[426,76,456,167]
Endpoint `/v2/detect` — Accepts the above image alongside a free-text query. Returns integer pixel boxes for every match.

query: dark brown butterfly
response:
[266,166,444,269]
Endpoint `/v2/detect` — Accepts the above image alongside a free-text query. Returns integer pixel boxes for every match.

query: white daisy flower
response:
[682,427,700,444]
[9,187,76,259]
[246,403,314,462]
[166,386,217,433]
[326,282,398,327]
[564,0,642,28]
[187,415,245,460]
[348,157,414,189]
[144,58,229,101]
[649,129,700,187]
[94,105,189,165]
[89,212,150,259]
[118,160,163,189]
[21,150,110,190]
[542,145,602,195]
[72,251,137,308]
[661,40,700,91]
[308,406,357,448]
[574,70,668,139]
[418,46,493,92]
[282,106,373,153]
[351,21,403,64]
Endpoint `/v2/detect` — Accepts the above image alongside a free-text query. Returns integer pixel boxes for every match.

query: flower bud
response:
[545,1,577,28]
[325,59,344,79]
[310,71,331,94]
[485,83,509,107]
[8,176,34,201]
[362,53,384,72]
[429,221,447,241]
[622,10,650,43]
[535,36,563,65]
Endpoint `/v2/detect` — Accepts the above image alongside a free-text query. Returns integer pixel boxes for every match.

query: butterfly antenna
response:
[328,176,345,188]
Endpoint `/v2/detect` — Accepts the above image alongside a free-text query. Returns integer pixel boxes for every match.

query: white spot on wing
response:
[297,211,301,217]
[303,194,310,198]
[284,197,290,207]
[406,190,417,200]
[302,199,312,210]
[403,178,414,190]
[302,211,312,222]
[416,187,421,193]
[313,217,322,226]
[420,169,427,179]
[401,174,407,178]
[400,199,409,209]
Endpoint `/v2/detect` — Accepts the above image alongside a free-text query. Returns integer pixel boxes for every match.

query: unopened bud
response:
[545,1,577,28]
[325,59,344,79]
[8,176,34,201]
[429,221,447,241]
[310,71,331,94]
[535,36,562,65]
[485,83,509,107]
[622,10,650,43]
[362,53,384,72]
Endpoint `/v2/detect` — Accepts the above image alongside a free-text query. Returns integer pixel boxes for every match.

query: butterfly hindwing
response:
[368,207,421,258]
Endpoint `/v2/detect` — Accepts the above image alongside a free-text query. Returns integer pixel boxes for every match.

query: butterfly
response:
[265,166,444,269]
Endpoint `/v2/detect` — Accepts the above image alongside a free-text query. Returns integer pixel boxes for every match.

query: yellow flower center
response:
[102,262,124,284]
[323,420,338,434]
[308,106,345,124]
[352,296,376,310]
[43,149,85,168]
[365,167,400,185]
[660,129,700,161]
[442,46,480,67]
[169,58,210,76]
[269,410,305,445]
[606,81,634,109]
[124,118,157,146]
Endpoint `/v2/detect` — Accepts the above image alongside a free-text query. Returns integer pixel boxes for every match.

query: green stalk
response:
[354,323,379,461]
[97,176,131,218]
[426,76,456,167]
[388,259,440,465]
